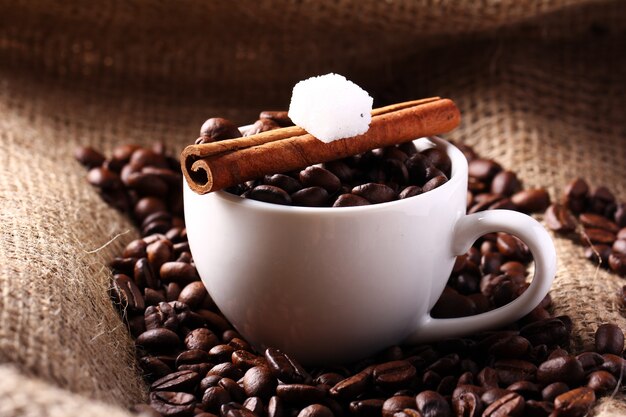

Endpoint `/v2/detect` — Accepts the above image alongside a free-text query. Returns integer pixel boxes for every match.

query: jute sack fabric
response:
[0,0,625,415]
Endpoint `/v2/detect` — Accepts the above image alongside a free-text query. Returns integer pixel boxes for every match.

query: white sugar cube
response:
[288,73,373,143]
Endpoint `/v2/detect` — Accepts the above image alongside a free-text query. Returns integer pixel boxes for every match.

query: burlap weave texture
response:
[1,0,626,415]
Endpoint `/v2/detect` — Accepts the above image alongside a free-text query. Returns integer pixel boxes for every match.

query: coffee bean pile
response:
[76,123,623,417]
[545,178,626,277]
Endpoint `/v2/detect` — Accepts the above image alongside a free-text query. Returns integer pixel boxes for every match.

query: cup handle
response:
[404,209,557,344]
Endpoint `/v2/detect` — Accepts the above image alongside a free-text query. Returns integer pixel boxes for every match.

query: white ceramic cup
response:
[183,136,557,365]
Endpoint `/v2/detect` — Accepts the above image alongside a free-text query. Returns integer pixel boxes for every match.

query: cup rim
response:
[197,136,468,214]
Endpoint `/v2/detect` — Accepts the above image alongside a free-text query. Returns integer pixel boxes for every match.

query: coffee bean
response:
[276,384,326,405]
[151,370,201,393]
[160,262,198,284]
[348,398,384,417]
[242,397,265,415]
[111,274,145,312]
[137,328,180,351]
[329,371,371,401]
[511,189,550,213]
[494,359,536,385]
[198,118,242,143]
[452,390,483,417]
[536,356,584,385]
[405,153,429,184]
[599,353,626,377]
[583,227,616,245]
[332,193,371,207]
[352,183,397,204]
[422,175,448,192]
[431,287,476,318]
[201,386,231,413]
[175,349,210,368]
[259,111,293,127]
[185,328,219,351]
[372,360,416,388]
[75,146,106,168]
[553,387,595,417]
[482,392,524,417]
[177,281,207,309]
[415,390,451,417]
[87,166,123,189]
[490,171,521,197]
[468,159,502,182]
[488,335,531,359]
[149,391,196,417]
[545,204,577,233]
[422,147,452,177]
[291,187,329,207]
[579,212,619,233]
[595,323,624,355]
[245,118,280,136]
[381,396,416,417]
[242,366,277,400]
[297,404,333,417]
[264,174,303,194]
[299,166,341,194]
[247,185,292,205]
[221,402,257,417]
[263,348,310,384]
[231,350,266,370]
[520,318,570,347]
[398,185,422,199]
[609,252,626,275]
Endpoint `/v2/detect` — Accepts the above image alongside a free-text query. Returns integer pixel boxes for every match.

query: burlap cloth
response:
[1,0,625,415]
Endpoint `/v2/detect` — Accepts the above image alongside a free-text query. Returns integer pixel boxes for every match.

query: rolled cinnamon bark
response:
[181,98,460,194]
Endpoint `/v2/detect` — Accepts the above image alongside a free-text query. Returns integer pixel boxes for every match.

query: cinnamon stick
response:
[181,98,460,194]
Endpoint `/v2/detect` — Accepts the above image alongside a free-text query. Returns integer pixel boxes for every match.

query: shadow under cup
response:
[184,137,473,365]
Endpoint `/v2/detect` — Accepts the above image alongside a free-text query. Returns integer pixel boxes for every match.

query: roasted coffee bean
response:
[506,381,540,400]
[299,166,341,194]
[265,348,311,384]
[452,390,483,417]
[431,288,476,318]
[259,111,293,127]
[130,148,169,170]
[488,335,531,359]
[422,175,448,192]
[87,166,123,189]
[322,160,354,183]
[398,185,422,199]
[405,153,429,184]
[149,391,196,417]
[468,159,501,182]
[422,147,451,176]
[126,172,169,197]
[352,183,397,204]
[476,367,499,389]
[247,185,292,205]
[219,377,247,403]
[291,187,329,207]
[185,328,219,351]
[511,189,550,213]
[136,328,180,351]
[202,386,231,413]
[493,359,536,385]
[329,371,371,400]
[381,396,416,417]
[140,356,174,379]
[599,353,626,377]
[175,349,210,368]
[415,390,451,417]
[609,252,626,275]
[151,370,201,393]
[553,387,595,417]
[243,366,277,400]
[349,398,384,417]
[482,392,524,417]
[296,404,333,417]
[177,281,208,309]
[383,158,410,183]
[520,318,570,347]
[579,212,619,233]
[276,384,326,405]
[595,323,624,355]
[232,350,266,370]
[74,146,106,168]
[536,356,584,385]
[583,227,616,244]
[198,118,242,143]
[111,274,145,312]
[243,397,265,415]
[221,402,257,417]
[545,203,577,233]
[207,363,244,381]
[160,262,198,284]
[264,174,303,194]
[332,193,371,207]
[587,370,617,394]
[490,171,521,197]
[147,239,173,273]
[245,118,280,136]
[372,360,416,388]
